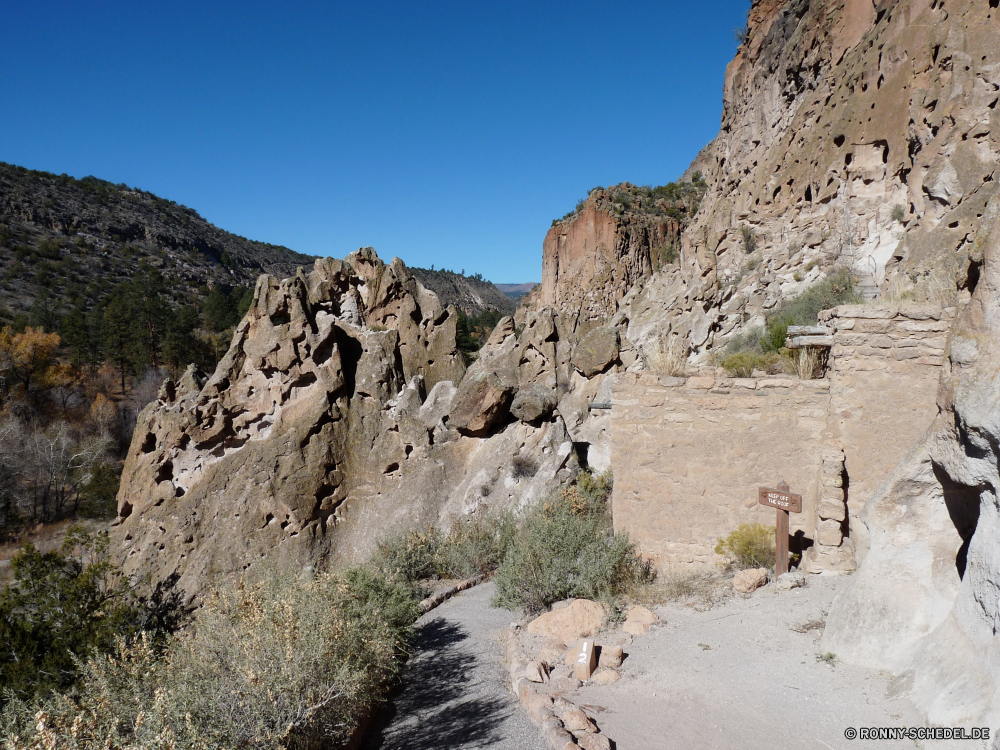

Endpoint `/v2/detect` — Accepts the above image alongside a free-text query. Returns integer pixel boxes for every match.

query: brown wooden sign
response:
[758,486,802,513]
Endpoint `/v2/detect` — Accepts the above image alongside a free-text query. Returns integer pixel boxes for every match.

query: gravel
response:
[362,581,546,750]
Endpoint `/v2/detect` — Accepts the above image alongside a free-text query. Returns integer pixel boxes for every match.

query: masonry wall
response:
[611,372,831,567]
[611,304,953,570]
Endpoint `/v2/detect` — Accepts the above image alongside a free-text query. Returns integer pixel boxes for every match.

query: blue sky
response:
[1,1,750,283]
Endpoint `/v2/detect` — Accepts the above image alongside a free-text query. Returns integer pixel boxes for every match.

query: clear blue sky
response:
[1,1,749,283]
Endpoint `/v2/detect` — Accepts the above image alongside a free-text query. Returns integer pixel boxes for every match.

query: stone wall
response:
[611,304,953,570]
[610,372,831,567]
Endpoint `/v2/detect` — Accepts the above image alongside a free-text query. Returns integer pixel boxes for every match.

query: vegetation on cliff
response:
[553,177,708,228]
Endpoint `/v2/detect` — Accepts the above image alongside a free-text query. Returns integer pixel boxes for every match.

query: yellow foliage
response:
[0,326,73,397]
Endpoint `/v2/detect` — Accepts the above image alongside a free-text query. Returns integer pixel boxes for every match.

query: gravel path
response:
[570,575,945,750]
[362,581,547,750]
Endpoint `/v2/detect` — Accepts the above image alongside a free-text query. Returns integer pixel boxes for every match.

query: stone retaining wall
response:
[611,304,954,570]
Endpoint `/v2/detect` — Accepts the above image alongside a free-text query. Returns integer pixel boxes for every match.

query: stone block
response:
[731,378,757,389]
[898,305,941,320]
[525,693,554,724]
[821,473,843,488]
[598,644,624,669]
[685,376,715,390]
[858,320,890,333]
[816,519,844,546]
[572,639,598,681]
[658,376,687,387]
[891,348,921,360]
[870,335,895,349]
[802,541,856,572]
[526,660,549,683]
[818,498,847,522]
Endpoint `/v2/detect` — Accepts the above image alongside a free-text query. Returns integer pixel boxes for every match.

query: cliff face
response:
[538,183,697,326]
[689,0,1000,313]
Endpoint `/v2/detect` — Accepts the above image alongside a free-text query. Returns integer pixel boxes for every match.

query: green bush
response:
[373,527,441,582]
[492,471,652,614]
[373,511,517,582]
[891,204,906,222]
[1,565,420,750]
[0,528,180,705]
[715,523,776,570]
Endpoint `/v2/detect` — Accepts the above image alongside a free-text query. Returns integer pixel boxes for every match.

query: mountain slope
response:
[0,162,314,320]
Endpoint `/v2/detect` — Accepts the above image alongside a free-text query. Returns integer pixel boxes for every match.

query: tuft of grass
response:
[715,523,776,570]
[890,204,905,222]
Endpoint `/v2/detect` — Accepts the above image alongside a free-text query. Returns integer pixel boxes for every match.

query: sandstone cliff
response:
[115,250,623,599]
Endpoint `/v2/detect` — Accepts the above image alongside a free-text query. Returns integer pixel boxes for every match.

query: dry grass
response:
[643,334,688,376]
[631,567,732,611]
[883,268,957,306]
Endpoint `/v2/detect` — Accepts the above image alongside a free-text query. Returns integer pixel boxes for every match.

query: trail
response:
[362,581,546,750]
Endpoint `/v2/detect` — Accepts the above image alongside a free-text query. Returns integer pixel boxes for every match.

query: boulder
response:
[527,599,605,643]
[511,384,557,423]
[622,605,658,635]
[525,660,549,684]
[589,668,620,685]
[733,568,769,593]
[448,370,515,436]
[572,327,619,377]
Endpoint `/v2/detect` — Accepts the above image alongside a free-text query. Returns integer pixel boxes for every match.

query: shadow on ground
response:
[363,617,515,749]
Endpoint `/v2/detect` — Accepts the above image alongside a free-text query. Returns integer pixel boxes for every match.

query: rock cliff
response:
[115,250,621,599]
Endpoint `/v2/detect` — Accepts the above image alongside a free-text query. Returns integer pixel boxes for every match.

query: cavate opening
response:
[334,328,364,399]
[574,441,591,469]
[933,463,983,579]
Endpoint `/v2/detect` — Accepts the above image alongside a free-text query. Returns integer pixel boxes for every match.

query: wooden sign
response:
[760,480,799,578]
[758,486,802,513]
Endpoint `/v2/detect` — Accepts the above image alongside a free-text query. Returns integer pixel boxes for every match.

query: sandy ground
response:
[572,574,985,750]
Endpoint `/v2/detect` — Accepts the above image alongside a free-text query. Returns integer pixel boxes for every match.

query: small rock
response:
[622,605,658,635]
[562,709,597,733]
[578,734,612,750]
[525,692,554,724]
[550,664,573,679]
[551,676,582,691]
[528,600,605,644]
[598,644,624,669]
[538,637,568,665]
[589,668,620,685]
[733,567,769,593]
[525,660,549,683]
[775,571,806,591]
[572,327,620,376]
[572,639,598,681]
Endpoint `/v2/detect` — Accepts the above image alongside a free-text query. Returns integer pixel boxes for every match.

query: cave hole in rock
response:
[334,328,363,398]
[833,134,845,147]
[141,433,157,454]
[574,441,590,469]
[933,463,983,579]
[120,502,133,520]
[804,185,812,202]
[845,152,853,166]
[155,461,174,484]
[384,462,400,474]
[992,0,999,9]
[964,258,982,293]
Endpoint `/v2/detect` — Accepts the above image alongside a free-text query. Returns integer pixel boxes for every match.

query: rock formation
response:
[115,250,620,599]
[824,194,1000,729]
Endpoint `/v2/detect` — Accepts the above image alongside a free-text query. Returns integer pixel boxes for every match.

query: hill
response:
[407,266,515,316]
[0,162,315,323]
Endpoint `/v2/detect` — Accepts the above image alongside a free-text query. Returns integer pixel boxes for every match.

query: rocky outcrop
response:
[115,250,620,600]
[539,186,690,325]
[823,195,1000,728]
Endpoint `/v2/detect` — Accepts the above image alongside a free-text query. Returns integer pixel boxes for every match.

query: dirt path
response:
[363,581,546,750]
[570,575,967,750]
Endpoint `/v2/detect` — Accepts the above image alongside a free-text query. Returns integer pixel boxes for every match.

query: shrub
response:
[1,565,420,750]
[891,204,906,222]
[715,523,776,570]
[492,471,652,613]
[512,455,538,479]
[0,527,181,706]
[372,527,441,582]
[740,225,758,254]
[434,511,516,579]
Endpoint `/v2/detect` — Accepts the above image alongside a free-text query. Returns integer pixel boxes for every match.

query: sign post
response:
[758,480,802,577]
